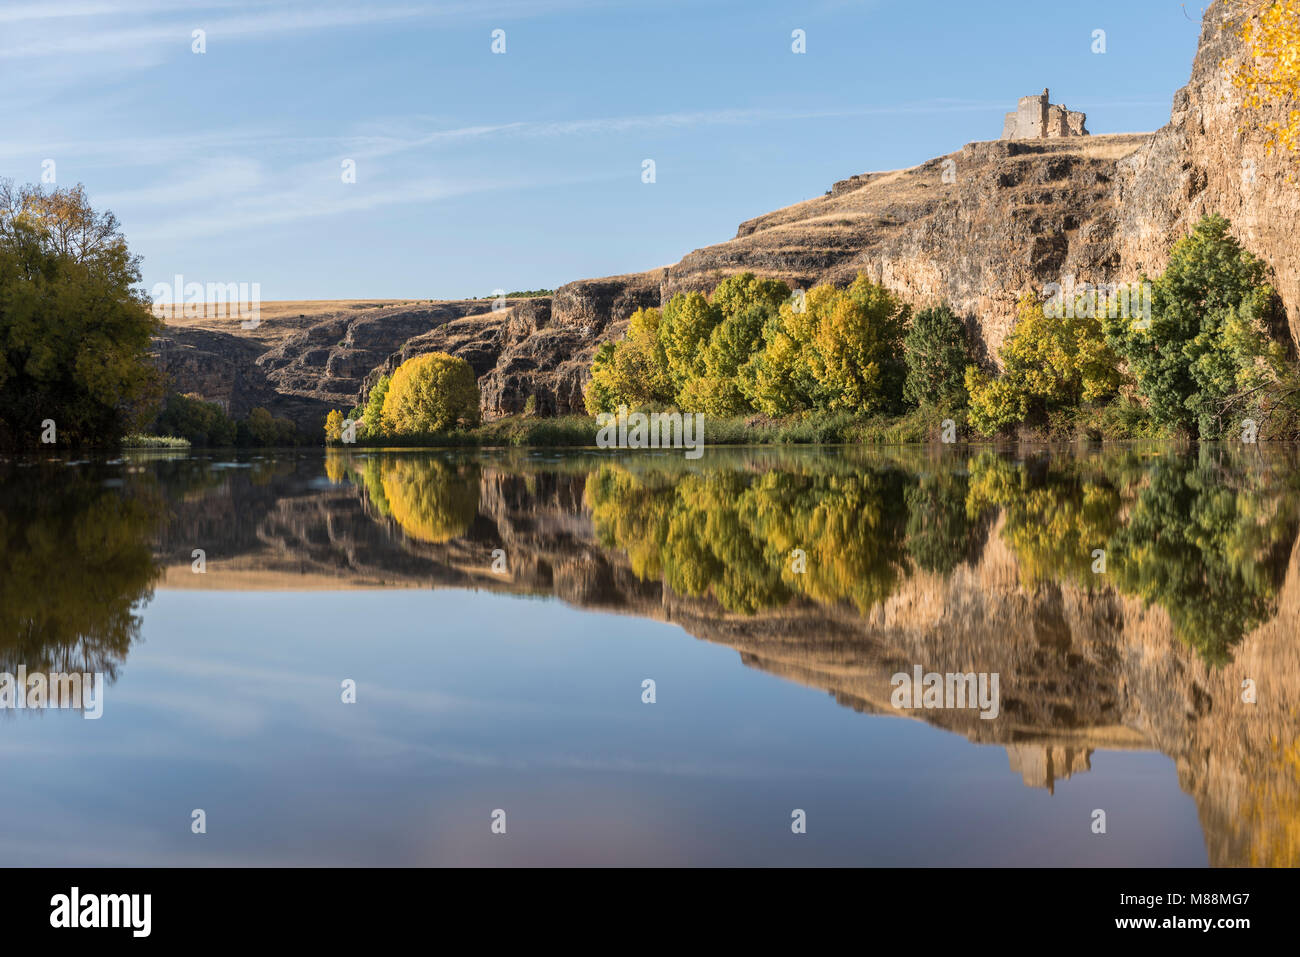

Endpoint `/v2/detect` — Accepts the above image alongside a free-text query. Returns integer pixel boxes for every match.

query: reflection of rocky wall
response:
[154,455,1300,866]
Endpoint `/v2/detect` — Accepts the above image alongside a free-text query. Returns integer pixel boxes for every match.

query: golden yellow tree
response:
[324,409,345,443]
[1225,0,1300,155]
[381,352,480,434]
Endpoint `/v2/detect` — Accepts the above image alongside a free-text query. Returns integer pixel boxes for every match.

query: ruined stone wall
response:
[1002,88,1088,140]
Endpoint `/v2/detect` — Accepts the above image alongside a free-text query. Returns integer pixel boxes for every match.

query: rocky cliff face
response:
[477,274,661,416]
[155,0,1297,428]
[663,135,1149,361]
[354,273,661,418]
[1116,0,1300,345]
[255,300,495,408]
[152,300,500,426]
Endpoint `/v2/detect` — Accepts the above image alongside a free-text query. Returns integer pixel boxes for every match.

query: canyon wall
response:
[1116,0,1300,346]
[155,0,1298,429]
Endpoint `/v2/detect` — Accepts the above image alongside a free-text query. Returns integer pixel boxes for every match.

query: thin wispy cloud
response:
[0,0,643,59]
[0,0,1192,297]
[8,93,1172,244]
[0,0,256,24]
[0,103,996,177]
[122,169,622,241]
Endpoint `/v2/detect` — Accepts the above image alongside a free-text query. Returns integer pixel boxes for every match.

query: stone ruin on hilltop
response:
[1001,88,1088,140]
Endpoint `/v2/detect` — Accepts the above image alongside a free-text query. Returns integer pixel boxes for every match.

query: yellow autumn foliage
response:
[381,352,480,434]
[1226,0,1300,155]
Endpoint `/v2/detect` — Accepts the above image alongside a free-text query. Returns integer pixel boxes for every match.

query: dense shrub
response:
[362,373,392,435]
[1102,214,1282,439]
[967,295,1121,436]
[381,352,480,434]
[154,393,237,447]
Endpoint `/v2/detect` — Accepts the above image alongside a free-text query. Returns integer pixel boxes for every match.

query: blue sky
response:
[1,0,1208,301]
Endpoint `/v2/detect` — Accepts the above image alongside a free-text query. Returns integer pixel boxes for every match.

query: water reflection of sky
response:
[0,589,1204,866]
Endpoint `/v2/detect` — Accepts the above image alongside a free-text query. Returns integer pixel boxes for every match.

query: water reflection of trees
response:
[1107,453,1297,666]
[582,448,1299,665]
[586,460,966,615]
[0,465,162,678]
[331,453,481,544]
[967,449,1298,665]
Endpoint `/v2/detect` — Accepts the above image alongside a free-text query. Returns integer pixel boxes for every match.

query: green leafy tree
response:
[684,303,773,416]
[363,374,391,436]
[742,307,818,415]
[675,273,789,415]
[658,291,722,394]
[584,273,788,416]
[809,276,909,413]
[709,272,790,321]
[1001,294,1122,408]
[382,352,481,433]
[1103,214,1282,438]
[153,393,237,447]
[904,304,971,408]
[965,366,1027,436]
[744,275,909,416]
[0,181,161,449]
[240,406,297,447]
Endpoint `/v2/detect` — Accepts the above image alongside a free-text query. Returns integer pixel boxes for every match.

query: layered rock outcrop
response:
[663,135,1147,361]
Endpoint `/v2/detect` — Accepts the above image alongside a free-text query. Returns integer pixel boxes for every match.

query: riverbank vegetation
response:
[6,174,1289,452]
[150,393,310,448]
[122,433,191,449]
[0,182,162,450]
[570,213,1297,445]
[318,442,1296,666]
[326,352,480,445]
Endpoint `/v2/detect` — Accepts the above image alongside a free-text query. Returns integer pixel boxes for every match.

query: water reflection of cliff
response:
[326,446,1300,868]
[15,446,1296,867]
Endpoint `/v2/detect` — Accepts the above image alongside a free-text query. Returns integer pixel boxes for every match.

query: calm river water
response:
[1,445,1295,866]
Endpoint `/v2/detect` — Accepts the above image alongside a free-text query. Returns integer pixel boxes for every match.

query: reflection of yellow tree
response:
[966,453,1122,588]
[586,463,912,614]
[1245,732,1300,867]
[324,450,350,484]
[746,470,910,613]
[0,468,161,677]
[375,457,480,543]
